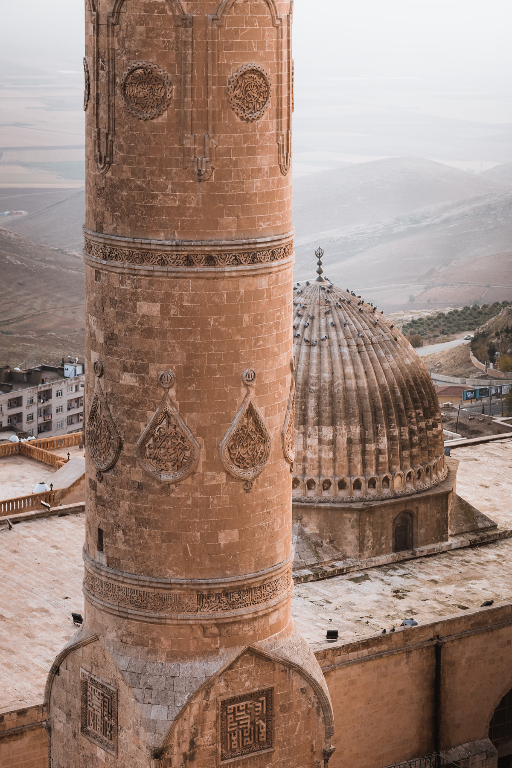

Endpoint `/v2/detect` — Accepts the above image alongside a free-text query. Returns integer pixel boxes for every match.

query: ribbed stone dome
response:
[292,279,447,503]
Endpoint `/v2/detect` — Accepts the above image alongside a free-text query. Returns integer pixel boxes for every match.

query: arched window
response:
[382,476,390,490]
[338,479,347,491]
[322,479,332,491]
[489,690,512,745]
[393,512,413,552]
[306,478,316,492]
[368,477,377,490]
[292,477,300,490]
[353,478,362,492]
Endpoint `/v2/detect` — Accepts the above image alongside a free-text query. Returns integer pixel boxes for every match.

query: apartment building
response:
[0,365,85,438]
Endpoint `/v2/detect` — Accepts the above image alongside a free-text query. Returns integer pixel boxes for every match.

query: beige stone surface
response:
[0,514,84,713]
[0,439,510,717]
[291,438,512,648]
[0,445,84,500]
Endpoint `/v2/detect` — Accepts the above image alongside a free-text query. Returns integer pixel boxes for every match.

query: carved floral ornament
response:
[121,61,172,121]
[135,371,200,486]
[86,361,122,481]
[219,370,272,492]
[84,236,293,269]
[228,64,271,122]
[83,57,90,112]
[281,358,296,470]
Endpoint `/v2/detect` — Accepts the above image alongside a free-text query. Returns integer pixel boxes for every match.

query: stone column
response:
[47,1,334,766]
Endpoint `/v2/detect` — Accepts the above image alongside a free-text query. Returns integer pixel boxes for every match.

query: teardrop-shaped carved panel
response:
[219,370,272,490]
[86,378,122,474]
[136,374,200,484]
[281,379,295,469]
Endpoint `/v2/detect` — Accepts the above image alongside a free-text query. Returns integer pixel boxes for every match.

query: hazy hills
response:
[293,156,506,237]
[0,228,85,366]
[6,189,85,253]
[293,157,512,309]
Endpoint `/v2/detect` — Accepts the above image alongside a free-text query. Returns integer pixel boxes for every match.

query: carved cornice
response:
[83,550,293,623]
[83,229,294,269]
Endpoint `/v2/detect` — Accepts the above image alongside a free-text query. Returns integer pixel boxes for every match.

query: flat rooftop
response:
[0,444,84,500]
[0,438,511,714]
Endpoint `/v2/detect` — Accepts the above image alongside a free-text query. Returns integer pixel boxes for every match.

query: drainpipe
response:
[434,637,443,759]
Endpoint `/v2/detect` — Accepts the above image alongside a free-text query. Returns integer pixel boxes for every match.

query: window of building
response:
[26,428,33,436]
[7,416,12,425]
[67,386,74,393]
[0,405,3,413]
[27,397,34,406]
[26,413,34,422]
[56,421,64,430]
[489,689,512,744]
[0,421,3,428]
[56,405,63,414]
[56,390,63,398]
[393,512,413,553]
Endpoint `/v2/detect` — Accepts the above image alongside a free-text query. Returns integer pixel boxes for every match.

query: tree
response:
[409,334,423,348]
[498,354,512,373]
[487,342,497,364]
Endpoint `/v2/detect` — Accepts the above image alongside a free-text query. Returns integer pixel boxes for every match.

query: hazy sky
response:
[2,0,512,79]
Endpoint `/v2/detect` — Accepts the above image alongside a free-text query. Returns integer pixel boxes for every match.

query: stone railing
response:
[0,491,57,518]
[30,432,83,450]
[0,442,21,458]
[19,443,67,469]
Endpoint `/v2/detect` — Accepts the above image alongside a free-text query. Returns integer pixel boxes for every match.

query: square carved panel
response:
[219,687,274,763]
[80,670,118,755]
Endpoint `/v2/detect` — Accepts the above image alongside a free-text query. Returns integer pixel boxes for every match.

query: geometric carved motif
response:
[83,563,291,617]
[121,61,172,121]
[281,359,296,470]
[135,371,200,485]
[84,236,294,269]
[83,57,90,111]
[219,370,272,492]
[80,670,118,755]
[85,362,122,479]
[228,64,271,122]
[219,688,273,762]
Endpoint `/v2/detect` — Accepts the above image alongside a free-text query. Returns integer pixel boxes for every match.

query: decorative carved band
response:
[83,552,292,620]
[84,234,293,269]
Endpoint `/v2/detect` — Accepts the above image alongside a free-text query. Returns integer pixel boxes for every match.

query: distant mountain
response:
[293,156,507,244]
[294,190,512,309]
[6,189,85,253]
[481,162,512,186]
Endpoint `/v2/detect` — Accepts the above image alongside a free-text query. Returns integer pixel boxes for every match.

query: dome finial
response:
[315,246,326,282]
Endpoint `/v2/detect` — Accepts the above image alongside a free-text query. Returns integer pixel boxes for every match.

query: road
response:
[417,338,469,357]
[443,401,510,417]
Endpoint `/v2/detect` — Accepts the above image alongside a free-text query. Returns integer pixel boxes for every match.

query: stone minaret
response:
[47,1,334,766]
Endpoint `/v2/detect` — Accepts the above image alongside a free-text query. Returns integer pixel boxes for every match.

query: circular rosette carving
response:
[228,64,271,122]
[121,61,172,121]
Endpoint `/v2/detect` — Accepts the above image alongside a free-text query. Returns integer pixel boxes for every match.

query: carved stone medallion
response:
[83,57,90,112]
[219,370,272,492]
[80,670,117,755]
[136,371,200,485]
[228,64,271,122]
[86,363,122,480]
[281,360,296,470]
[121,61,172,121]
[219,688,274,762]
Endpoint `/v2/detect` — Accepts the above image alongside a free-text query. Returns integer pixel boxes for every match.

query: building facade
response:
[0,374,84,438]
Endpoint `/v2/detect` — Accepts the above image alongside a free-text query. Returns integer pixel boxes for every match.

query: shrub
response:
[498,354,512,373]
[409,334,423,348]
